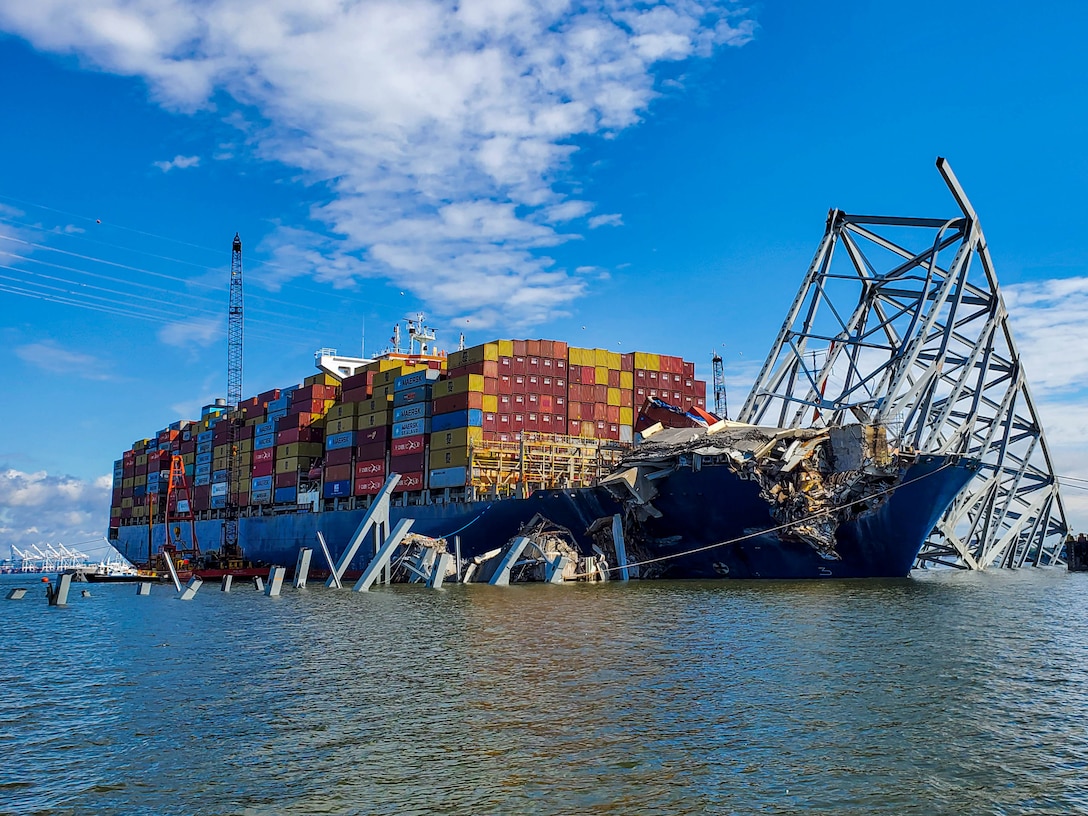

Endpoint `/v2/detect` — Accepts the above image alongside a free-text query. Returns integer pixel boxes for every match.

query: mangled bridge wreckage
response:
[547,157,1066,579]
[328,158,1067,583]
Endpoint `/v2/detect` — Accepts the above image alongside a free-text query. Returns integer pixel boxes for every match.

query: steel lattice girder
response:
[738,158,1067,569]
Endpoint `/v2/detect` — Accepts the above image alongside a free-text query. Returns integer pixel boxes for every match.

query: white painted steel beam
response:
[327,474,401,587]
[353,518,415,592]
[316,533,341,589]
[489,537,531,586]
[294,548,313,588]
[611,515,629,582]
[427,552,454,589]
[179,576,203,601]
[266,566,286,597]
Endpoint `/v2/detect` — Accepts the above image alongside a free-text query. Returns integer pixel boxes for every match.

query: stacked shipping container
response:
[110,339,707,537]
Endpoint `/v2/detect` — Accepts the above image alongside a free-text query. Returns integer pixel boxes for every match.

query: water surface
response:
[1,570,1087,814]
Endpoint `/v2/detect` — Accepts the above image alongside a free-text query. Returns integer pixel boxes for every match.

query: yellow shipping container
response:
[239,439,253,453]
[580,420,596,438]
[134,474,147,486]
[276,442,323,460]
[620,407,634,425]
[430,447,471,470]
[607,388,621,407]
[567,347,585,367]
[634,352,661,371]
[482,394,498,413]
[358,408,395,428]
[620,370,633,389]
[607,351,622,370]
[432,373,484,397]
[111,507,122,518]
[447,342,498,368]
[122,477,134,489]
[305,372,341,386]
[497,339,514,357]
[430,426,484,451]
[377,363,427,386]
[213,457,228,473]
[182,453,195,466]
[593,348,609,366]
[134,505,147,518]
[595,366,609,385]
[121,497,134,508]
[213,444,230,458]
[135,453,148,466]
[359,395,393,412]
[326,416,357,435]
[276,456,312,474]
[327,401,361,420]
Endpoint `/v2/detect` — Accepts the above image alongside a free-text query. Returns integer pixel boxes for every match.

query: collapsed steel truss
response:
[738,158,1067,569]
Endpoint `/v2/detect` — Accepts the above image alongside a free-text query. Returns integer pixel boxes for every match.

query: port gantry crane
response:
[738,158,1067,570]
[222,232,244,563]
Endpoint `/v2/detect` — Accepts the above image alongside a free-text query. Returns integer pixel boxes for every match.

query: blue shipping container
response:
[251,490,272,504]
[251,475,274,492]
[133,485,146,498]
[322,479,352,498]
[268,409,288,421]
[196,451,213,465]
[195,462,212,476]
[432,409,483,433]
[212,469,228,483]
[326,431,355,451]
[428,466,468,489]
[197,430,214,443]
[392,418,430,439]
[267,396,289,412]
[392,384,433,407]
[194,473,211,486]
[211,482,229,497]
[255,420,277,436]
[255,433,276,450]
[274,486,297,504]
[392,403,431,423]
[210,495,226,509]
[196,440,212,455]
[394,368,441,392]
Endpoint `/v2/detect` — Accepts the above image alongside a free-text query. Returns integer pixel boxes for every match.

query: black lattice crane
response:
[224,233,244,558]
[712,352,728,420]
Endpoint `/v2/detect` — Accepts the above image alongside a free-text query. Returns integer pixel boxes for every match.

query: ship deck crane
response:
[222,233,244,562]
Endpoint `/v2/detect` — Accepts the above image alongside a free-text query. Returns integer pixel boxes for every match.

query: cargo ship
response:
[107,335,975,579]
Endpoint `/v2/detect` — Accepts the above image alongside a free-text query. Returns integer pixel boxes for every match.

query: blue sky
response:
[2,0,1087,558]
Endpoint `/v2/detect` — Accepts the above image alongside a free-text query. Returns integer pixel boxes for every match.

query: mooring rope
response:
[572,460,958,578]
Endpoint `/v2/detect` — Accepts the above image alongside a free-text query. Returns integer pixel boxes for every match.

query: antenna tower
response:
[712,352,728,419]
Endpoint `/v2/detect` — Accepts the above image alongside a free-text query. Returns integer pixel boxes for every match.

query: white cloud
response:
[0,1,756,325]
[158,316,222,347]
[588,213,624,228]
[14,341,115,380]
[152,153,201,172]
[0,468,113,559]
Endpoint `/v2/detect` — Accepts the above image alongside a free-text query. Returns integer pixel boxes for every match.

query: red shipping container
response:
[356,425,389,446]
[527,356,541,373]
[391,435,426,456]
[324,463,353,482]
[355,458,386,479]
[433,392,483,414]
[593,403,608,421]
[592,385,606,404]
[606,405,620,423]
[279,411,317,429]
[354,475,385,495]
[258,388,281,404]
[325,447,354,466]
[341,370,375,391]
[392,471,424,492]
[253,448,275,464]
[526,339,541,356]
[123,450,135,465]
[121,486,134,498]
[290,398,325,415]
[275,471,299,488]
[341,386,371,403]
[483,412,497,431]
[251,460,274,478]
[512,356,526,374]
[621,390,633,408]
[390,451,426,473]
[292,383,339,403]
[695,380,707,397]
[512,339,527,356]
[540,394,553,412]
[608,369,620,388]
[446,359,498,378]
[498,374,513,394]
[355,441,387,461]
[238,424,254,440]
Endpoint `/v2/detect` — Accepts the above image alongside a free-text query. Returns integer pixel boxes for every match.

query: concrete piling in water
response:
[47,573,72,606]
[294,548,313,588]
[179,576,203,601]
[266,566,286,597]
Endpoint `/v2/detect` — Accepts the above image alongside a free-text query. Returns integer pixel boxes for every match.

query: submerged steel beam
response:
[739,158,1067,569]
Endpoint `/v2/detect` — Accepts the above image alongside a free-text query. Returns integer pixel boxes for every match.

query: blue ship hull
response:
[113,454,976,580]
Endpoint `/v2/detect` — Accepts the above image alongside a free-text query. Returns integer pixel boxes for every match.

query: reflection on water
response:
[1,570,1087,815]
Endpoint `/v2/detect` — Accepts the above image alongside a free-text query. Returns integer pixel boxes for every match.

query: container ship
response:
[107,336,976,580]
